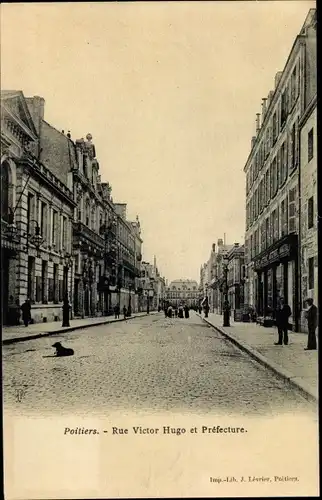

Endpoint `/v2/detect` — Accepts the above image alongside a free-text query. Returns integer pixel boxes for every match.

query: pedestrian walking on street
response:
[164,306,168,318]
[304,298,318,350]
[123,305,127,319]
[114,305,120,319]
[178,305,184,318]
[274,297,292,345]
[21,299,31,327]
[174,307,178,317]
[184,305,190,319]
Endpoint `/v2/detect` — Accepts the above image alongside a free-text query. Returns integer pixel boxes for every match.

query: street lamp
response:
[27,219,43,257]
[222,256,230,327]
[4,209,20,242]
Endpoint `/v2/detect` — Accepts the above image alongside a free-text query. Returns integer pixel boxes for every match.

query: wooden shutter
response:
[36,276,41,302]
[59,280,64,302]
[48,278,54,302]
[289,188,296,233]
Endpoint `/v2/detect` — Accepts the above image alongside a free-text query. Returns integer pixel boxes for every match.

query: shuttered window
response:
[308,257,314,290]
[308,196,314,229]
[53,264,59,303]
[288,188,297,233]
[48,278,54,302]
[36,276,41,302]
[308,128,314,162]
[40,202,48,239]
[59,280,64,302]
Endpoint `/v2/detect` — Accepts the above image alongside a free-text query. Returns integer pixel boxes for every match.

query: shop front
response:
[253,234,299,331]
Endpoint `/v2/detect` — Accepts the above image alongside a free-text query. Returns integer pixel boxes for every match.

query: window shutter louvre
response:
[48,278,54,302]
[36,276,41,302]
[59,280,64,302]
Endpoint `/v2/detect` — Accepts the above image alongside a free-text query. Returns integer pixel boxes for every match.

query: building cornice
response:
[17,154,76,208]
[1,103,38,142]
[243,35,305,173]
[298,93,317,129]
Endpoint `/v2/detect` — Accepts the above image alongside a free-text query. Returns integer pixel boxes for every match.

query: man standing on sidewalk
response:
[274,297,292,345]
[304,298,318,350]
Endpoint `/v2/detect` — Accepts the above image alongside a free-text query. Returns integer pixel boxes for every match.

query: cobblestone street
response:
[3,312,317,418]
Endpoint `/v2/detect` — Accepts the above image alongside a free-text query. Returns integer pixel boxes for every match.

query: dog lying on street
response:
[52,342,74,357]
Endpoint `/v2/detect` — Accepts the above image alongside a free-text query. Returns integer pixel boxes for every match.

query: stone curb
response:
[2,312,158,346]
[199,315,317,403]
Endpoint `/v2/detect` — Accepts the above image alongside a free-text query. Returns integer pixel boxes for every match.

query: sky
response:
[1,1,315,282]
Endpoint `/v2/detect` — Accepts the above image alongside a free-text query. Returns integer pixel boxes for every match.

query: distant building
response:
[209,239,234,314]
[165,279,199,308]
[226,243,246,319]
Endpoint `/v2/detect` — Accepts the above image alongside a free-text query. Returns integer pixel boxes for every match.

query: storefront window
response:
[275,264,284,299]
[267,269,273,311]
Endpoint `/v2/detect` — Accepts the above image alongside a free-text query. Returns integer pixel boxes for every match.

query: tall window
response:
[308,196,314,229]
[266,217,270,247]
[41,261,48,303]
[52,210,58,248]
[288,188,297,233]
[85,201,90,226]
[40,201,48,238]
[308,128,314,162]
[53,264,59,303]
[279,143,285,186]
[272,112,278,143]
[280,90,288,127]
[1,162,10,221]
[27,193,35,234]
[289,123,296,171]
[62,216,68,250]
[308,257,314,290]
[27,256,35,302]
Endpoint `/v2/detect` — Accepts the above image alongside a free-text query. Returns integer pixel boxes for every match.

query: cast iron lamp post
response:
[4,209,20,242]
[61,253,73,327]
[222,256,230,327]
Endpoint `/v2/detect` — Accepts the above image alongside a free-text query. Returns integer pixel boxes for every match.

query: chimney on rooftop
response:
[261,98,267,121]
[256,113,261,134]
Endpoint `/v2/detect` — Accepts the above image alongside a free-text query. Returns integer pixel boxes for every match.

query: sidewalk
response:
[2,311,158,345]
[199,313,318,402]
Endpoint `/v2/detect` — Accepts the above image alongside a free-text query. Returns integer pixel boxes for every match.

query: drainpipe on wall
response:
[297,41,305,333]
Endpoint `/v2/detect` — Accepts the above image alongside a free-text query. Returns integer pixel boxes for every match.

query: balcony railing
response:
[73,222,104,248]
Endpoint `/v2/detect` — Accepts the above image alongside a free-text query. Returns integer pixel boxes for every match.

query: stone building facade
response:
[243,9,316,331]
[226,243,245,319]
[299,95,317,331]
[1,90,144,324]
[1,91,76,324]
[209,239,233,314]
[165,279,199,308]
[139,257,165,311]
